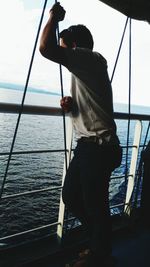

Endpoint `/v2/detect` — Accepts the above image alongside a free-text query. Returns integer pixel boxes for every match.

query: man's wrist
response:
[48,11,59,25]
[49,10,58,21]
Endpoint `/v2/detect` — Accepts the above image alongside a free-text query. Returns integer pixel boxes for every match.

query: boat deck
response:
[113,223,150,267]
[0,215,150,267]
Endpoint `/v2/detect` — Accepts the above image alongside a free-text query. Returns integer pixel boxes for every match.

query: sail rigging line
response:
[55,0,68,173]
[0,0,48,200]
[54,0,70,238]
[125,17,132,176]
[58,65,68,173]
[124,18,132,214]
[109,16,132,213]
[110,17,129,83]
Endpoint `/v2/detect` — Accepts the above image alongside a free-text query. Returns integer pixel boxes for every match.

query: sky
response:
[0,0,150,106]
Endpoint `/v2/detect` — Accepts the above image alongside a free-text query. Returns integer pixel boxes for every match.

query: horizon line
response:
[0,81,61,96]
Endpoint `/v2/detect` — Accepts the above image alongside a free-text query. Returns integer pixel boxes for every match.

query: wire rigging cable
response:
[110,16,132,212]
[55,0,68,172]
[110,17,129,83]
[124,18,132,214]
[0,0,49,199]
[125,18,132,185]
[54,0,71,237]
[110,16,132,205]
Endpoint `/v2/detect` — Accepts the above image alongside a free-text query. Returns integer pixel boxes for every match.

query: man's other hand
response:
[60,96,73,113]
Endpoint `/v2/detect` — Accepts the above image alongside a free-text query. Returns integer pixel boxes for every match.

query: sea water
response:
[0,86,150,242]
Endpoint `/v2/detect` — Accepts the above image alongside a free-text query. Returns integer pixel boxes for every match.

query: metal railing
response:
[0,102,150,243]
[0,102,150,120]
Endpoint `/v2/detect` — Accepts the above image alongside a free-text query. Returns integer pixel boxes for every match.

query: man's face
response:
[60,37,76,48]
[60,38,67,48]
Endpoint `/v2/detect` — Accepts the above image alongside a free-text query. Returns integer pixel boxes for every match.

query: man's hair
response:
[60,24,94,50]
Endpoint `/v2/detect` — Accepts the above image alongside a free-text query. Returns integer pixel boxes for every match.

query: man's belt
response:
[79,136,104,145]
[78,134,120,146]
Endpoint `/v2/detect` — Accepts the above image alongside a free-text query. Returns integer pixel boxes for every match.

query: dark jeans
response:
[62,139,122,261]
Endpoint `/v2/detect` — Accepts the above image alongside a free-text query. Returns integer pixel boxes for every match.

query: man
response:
[39,2,122,267]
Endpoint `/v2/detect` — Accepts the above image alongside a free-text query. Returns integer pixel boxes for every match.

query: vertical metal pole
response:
[124,120,142,215]
[57,118,73,241]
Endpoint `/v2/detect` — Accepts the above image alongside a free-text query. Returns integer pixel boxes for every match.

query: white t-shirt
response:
[64,47,117,141]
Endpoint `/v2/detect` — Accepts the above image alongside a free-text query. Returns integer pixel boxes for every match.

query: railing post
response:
[124,120,142,215]
[57,118,73,241]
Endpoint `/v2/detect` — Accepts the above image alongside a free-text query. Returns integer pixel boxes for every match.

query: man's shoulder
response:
[72,48,107,64]
[92,51,107,65]
[63,47,107,72]
[64,47,105,58]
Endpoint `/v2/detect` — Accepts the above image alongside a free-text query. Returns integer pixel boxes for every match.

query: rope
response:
[55,0,68,172]
[54,0,69,237]
[124,18,132,213]
[0,0,48,199]
[109,16,131,213]
[125,18,132,181]
[59,65,68,173]
[111,17,129,83]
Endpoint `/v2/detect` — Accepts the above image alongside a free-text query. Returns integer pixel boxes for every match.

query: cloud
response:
[0,1,41,83]
[0,0,70,94]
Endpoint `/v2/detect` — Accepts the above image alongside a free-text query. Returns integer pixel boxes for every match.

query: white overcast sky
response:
[0,0,150,106]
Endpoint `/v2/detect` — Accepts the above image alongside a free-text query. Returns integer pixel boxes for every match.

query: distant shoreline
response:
[0,82,61,96]
[0,82,150,113]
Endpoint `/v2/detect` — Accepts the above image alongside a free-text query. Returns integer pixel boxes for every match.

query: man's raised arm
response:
[39,2,67,65]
